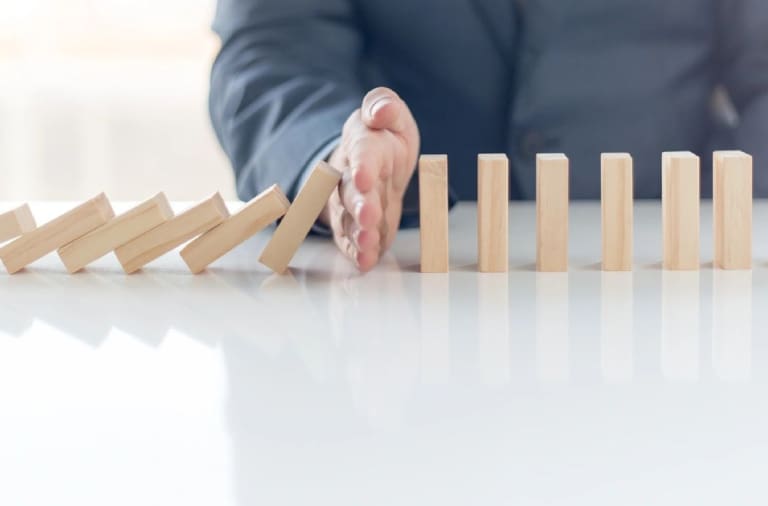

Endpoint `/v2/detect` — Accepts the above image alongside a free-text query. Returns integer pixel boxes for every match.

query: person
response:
[209,0,768,272]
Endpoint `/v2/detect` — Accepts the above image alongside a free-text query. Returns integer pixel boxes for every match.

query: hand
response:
[320,87,420,272]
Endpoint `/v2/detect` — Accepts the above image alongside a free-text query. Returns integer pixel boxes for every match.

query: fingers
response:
[347,133,397,193]
[327,172,383,272]
[362,87,413,134]
[340,170,383,229]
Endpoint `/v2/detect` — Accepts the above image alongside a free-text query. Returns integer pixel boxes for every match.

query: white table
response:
[1,201,767,505]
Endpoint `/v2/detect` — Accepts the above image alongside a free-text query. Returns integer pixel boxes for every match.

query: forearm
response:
[209,0,363,201]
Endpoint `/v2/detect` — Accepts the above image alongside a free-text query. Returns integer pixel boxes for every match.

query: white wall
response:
[0,0,237,201]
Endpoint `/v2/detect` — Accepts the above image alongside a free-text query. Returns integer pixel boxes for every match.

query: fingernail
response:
[369,97,391,118]
[352,228,362,249]
[354,200,365,221]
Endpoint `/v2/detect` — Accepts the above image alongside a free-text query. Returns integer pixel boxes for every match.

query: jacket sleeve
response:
[210,0,364,201]
[717,0,768,195]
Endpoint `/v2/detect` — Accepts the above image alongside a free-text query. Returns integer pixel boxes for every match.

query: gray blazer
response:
[210,0,768,213]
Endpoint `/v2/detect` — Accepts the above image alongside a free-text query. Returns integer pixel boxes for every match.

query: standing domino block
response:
[0,194,114,274]
[0,204,36,243]
[259,162,342,274]
[419,155,450,273]
[478,154,509,273]
[57,193,174,273]
[714,151,752,270]
[536,154,569,272]
[181,185,290,274]
[601,153,633,271]
[662,151,700,270]
[115,193,229,274]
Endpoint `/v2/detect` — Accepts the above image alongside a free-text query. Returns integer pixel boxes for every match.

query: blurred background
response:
[0,0,237,201]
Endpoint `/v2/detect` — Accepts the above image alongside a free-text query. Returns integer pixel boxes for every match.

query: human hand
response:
[320,87,420,271]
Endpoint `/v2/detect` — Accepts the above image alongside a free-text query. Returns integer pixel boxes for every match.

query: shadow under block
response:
[259,162,342,274]
[182,185,290,274]
[536,154,569,272]
[0,194,114,274]
[0,204,37,243]
[713,151,752,270]
[419,155,450,273]
[601,153,633,271]
[57,193,174,273]
[662,152,700,270]
[478,154,509,273]
[115,193,230,274]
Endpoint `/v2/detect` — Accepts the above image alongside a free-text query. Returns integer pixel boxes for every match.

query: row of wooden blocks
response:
[420,150,754,272]
[0,162,344,275]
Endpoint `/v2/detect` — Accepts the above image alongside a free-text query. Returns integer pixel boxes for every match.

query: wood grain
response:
[419,155,450,273]
[536,154,569,272]
[259,162,342,274]
[58,193,174,273]
[662,151,700,270]
[0,204,36,243]
[182,185,290,274]
[115,193,229,274]
[0,194,114,274]
[713,150,752,270]
[601,153,633,271]
[478,154,509,273]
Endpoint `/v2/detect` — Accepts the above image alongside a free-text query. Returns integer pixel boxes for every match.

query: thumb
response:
[362,87,409,133]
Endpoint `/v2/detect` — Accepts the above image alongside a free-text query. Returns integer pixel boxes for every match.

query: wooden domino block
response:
[601,153,633,271]
[478,154,509,273]
[259,162,342,274]
[536,154,569,272]
[115,193,229,274]
[0,204,36,243]
[662,151,700,270]
[419,155,449,273]
[0,194,114,274]
[57,193,174,273]
[181,185,290,274]
[713,150,752,270]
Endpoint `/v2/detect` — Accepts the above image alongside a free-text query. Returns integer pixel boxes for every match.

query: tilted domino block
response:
[181,185,290,274]
[0,194,114,274]
[58,193,174,273]
[115,193,229,274]
[419,155,450,273]
[0,204,36,243]
[259,162,342,274]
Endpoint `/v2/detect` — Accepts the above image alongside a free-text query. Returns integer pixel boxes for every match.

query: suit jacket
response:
[210,0,768,210]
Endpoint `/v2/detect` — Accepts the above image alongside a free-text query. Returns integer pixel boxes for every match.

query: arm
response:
[717,0,768,195]
[210,0,364,201]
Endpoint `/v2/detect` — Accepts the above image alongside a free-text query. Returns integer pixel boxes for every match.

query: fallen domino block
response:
[259,162,342,274]
[181,185,290,274]
[0,194,114,274]
[57,193,174,273]
[536,154,569,272]
[419,155,450,273]
[0,204,36,243]
[0,196,114,274]
[662,151,700,270]
[714,151,752,270]
[477,154,509,273]
[115,193,229,274]
[601,153,633,271]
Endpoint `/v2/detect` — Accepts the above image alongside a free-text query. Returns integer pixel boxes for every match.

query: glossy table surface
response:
[1,201,767,505]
